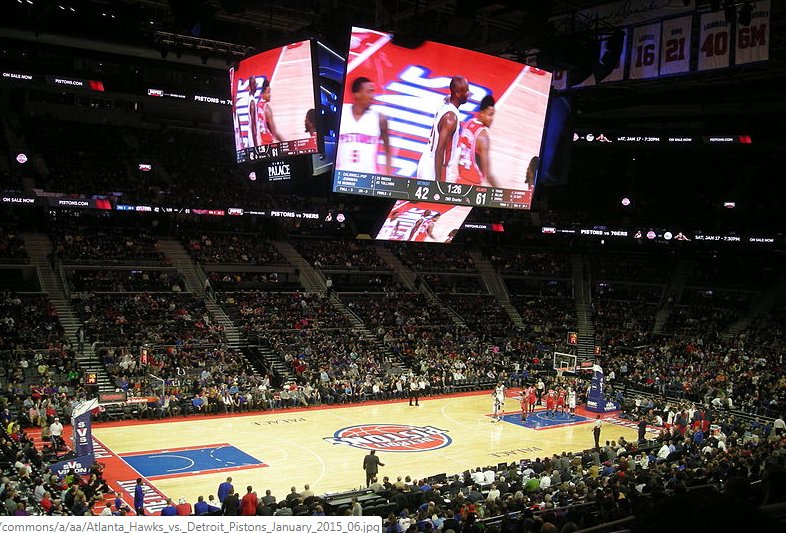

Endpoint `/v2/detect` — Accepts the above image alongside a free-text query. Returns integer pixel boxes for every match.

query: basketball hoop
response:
[556,368,565,380]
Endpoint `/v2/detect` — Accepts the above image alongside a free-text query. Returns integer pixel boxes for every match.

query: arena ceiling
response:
[2,0,785,125]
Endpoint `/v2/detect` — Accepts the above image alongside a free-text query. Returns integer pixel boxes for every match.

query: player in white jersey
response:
[492,395,502,422]
[567,388,577,418]
[491,382,506,421]
[416,76,470,182]
[336,77,391,174]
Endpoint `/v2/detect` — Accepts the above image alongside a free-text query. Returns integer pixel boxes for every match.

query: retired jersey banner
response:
[736,0,770,65]
[698,11,731,71]
[601,28,629,83]
[659,16,692,76]
[630,23,662,79]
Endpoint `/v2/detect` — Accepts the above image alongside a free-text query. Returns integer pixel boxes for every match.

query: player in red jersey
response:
[249,77,283,147]
[545,389,556,418]
[520,391,528,421]
[457,95,497,187]
[556,389,566,416]
[527,386,537,414]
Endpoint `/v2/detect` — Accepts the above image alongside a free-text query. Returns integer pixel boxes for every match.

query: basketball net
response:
[556,368,565,381]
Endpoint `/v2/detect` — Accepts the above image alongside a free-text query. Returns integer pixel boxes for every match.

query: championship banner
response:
[736,0,770,65]
[551,70,567,91]
[659,16,692,76]
[601,29,629,83]
[629,23,662,79]
[698,11,731,71]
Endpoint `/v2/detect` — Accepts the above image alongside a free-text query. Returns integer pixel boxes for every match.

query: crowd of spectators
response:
[392,243,476,272]
[220,290,351,335]
[330,273,399,292]
[422,274,483,294]
[487,248,570,277]
[295,239,386,270]
[206,271,298,291]
[183,233,287,266]
[50,226,165,263]
[66,269,185,293]
[689,253,779,290]
[0,227,27,262]
[342,293,454,332]
[441,294,513,336]
[70,292,222,347]
[595,300,655,347]
[589,252,675,284]
[0,294,64,352]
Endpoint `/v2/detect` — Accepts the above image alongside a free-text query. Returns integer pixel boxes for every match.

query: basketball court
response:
[46,388,650,514]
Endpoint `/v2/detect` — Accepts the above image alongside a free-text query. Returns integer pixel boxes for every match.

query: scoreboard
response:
[333,170,532,209]
[237,135,318,163]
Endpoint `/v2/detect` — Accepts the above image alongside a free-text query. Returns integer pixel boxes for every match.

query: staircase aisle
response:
[653,260,696,335]
[467,249,525,328]
[20,233,114,395]
[156,238,242,347]
[570,254,595,360]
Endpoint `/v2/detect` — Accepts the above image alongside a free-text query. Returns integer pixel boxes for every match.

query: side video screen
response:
[375,201,472,243]
[231,40,319,163]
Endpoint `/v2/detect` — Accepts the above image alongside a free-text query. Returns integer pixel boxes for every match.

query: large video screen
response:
[231,40,319,163]
[333,27,552,209]
[375,201,472,243]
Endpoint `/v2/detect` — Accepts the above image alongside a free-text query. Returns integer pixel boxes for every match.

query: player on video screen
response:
[412,212,440,242]
[457,95,497,187]
[249,77,283,147]
[407,210,431,241]
[304,108,317,135]
[417,76,470,182]
[525,156,539,190]
[337,77,391,174]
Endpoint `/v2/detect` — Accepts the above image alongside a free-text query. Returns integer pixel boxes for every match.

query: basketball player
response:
[545,389,556,418]
[525,156,540,190]
[527,386,537,414]
[492,394,502,422]
[247,76,261,148]
[256,79,283,145]
[407,210,431,241]
[567,387,577,418]
[494,382,506,407]
[520,392,528,422]
[457,95,498,187]
[377,210,403,240]
[412,212,441,242]
[304,108,317,135]
[556,388,566,417]
[417,76,471,182]
[336,77,391,174]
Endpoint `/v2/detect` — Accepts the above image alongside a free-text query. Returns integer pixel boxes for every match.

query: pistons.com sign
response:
[324,424,451,452]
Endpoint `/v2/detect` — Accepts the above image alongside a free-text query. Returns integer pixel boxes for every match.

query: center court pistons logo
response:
[324,424,451,452]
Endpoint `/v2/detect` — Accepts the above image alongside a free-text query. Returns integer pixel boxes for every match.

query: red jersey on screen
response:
[457,118,487,185]
[255,100,274,145]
